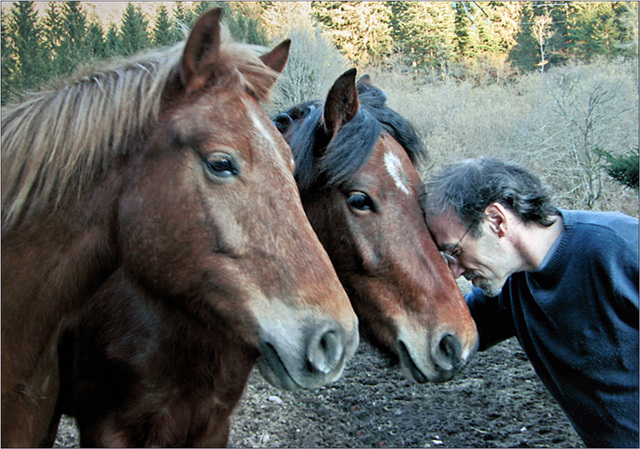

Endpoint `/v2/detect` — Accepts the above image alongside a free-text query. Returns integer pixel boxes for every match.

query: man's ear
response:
[484,203,508,237]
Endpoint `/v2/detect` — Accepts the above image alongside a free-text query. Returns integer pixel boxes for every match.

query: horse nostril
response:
[432,333,462,372]
[306,325,343,375]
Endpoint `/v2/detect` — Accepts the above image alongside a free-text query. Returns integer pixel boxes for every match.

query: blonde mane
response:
[1,37,279,231]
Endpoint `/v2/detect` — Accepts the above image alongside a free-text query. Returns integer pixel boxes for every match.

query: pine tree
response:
[391,2,456,74]
[598,147,639,190]
[613,2,639,57]
[57,2,89,77]
[453,2,479,60]
[473,5,502,55]
[489,2,524,54]
[86,21,106,60]
[171,1,198,33]
[1,13,18,104]
[104,23,122,58]
[546,2,570,65]
[153,4,175,47]
[223,2,269,45]
[5,1,49,94]
[42,2,63,72]
[313,2,393,67]
[170,2,191,41]
[508,4,539,71]
[120,2,150,56]
[566,3,625,60]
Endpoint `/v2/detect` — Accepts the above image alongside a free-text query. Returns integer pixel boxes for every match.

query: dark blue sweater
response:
[466,209,639,447]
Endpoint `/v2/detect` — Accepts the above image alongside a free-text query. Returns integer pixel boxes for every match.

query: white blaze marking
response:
[248,105,296,178]
[384,151,410,195]
[249,108,278,152]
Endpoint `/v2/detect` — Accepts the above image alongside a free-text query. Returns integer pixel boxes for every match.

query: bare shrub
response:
[536,58,639,211]
[449,53,520,86]
[366,69,532,172]
[267,25,348,115]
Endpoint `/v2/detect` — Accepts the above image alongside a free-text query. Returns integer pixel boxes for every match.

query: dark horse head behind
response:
[275,69,478,384]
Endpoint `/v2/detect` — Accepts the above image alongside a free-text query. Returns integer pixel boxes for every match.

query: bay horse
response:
[274,69,478,384]
[1,8,358,447]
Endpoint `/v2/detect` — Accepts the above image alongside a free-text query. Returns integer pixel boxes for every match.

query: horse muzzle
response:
[397,326,478,383]
[256,318,359,391]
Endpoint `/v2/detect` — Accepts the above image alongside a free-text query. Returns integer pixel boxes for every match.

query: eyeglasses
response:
[440,221,474,266]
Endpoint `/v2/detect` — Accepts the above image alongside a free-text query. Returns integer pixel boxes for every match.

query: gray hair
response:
[422,157,558,235]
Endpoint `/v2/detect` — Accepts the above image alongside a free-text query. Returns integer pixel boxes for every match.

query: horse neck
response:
[145,323,256,446]
[66,272,257,446]
[2,169,122,364]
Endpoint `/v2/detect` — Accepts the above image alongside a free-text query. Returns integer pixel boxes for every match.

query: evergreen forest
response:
[2,1,637,105]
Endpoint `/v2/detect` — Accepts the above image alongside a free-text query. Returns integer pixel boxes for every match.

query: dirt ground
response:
[54,337,584,448]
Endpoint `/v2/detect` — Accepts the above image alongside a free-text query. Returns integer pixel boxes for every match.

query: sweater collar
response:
[535,209,574,278]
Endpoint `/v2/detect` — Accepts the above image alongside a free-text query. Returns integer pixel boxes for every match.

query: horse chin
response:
[397,339,429,383]
[256,342,304,391]
[256,326,355,391]
[397,339,457,384]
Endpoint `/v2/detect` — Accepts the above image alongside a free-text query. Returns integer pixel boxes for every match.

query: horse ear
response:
[180,8,224,95]
[323,68,359,138]
[260,39,291,75]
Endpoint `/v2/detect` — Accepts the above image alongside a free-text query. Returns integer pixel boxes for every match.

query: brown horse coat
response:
[2,9,357,447]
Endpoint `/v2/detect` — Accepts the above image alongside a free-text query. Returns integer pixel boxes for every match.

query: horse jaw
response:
[251,298,359,391]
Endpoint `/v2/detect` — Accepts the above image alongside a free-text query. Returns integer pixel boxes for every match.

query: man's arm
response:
[466,287,516,351]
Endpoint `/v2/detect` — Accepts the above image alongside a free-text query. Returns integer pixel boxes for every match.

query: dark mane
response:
[284,82,427,191]
[358,84,427,170]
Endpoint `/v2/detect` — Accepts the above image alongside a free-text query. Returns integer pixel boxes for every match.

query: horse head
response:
[114,8,359,391]
[1,9,359,446]
[275,69,478,383]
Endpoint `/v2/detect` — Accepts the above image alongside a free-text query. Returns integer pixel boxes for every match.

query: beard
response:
[465,273,504,297]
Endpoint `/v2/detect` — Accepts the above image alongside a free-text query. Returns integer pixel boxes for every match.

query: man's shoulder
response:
[561,209,638,241]
[559,209,639,266]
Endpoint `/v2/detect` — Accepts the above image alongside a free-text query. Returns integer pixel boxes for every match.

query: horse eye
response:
[347,191,374,212]
[204,153,239,179]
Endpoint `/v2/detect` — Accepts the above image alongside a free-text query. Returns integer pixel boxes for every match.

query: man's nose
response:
[447,260,465,279]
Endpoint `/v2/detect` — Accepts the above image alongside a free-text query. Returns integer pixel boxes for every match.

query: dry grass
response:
[364,58,639,217]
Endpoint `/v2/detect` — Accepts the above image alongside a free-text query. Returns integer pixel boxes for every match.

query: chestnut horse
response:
[274,69,478,383]
[1,9,357,447]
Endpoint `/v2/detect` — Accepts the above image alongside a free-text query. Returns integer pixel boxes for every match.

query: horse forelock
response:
[318,110,381,188]
[290,86,425,192]
[359,93,428,173]
[290,106,381,191]
[1,39,280,231]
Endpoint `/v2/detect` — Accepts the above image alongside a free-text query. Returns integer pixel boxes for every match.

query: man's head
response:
[422,157,558,296]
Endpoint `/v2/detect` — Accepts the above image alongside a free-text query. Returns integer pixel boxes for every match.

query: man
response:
[422,157,638,448]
